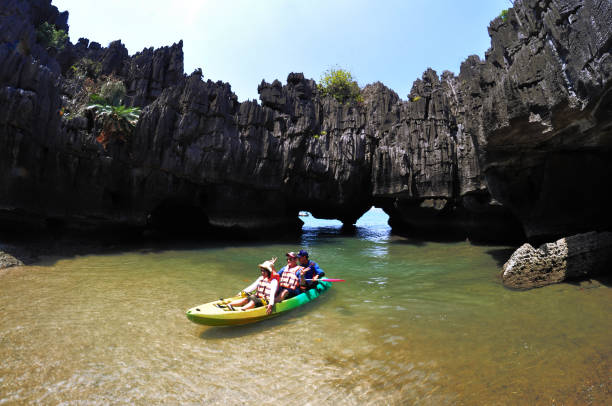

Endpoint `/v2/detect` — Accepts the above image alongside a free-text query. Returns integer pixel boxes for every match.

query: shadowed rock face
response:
[0,0,610,248]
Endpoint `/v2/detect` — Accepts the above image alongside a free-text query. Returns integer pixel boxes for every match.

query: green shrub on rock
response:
[318,67,363,104]
[500,9,509,22]
[99,79,127,106]
[36,22,68,50]
[69,58,102,79]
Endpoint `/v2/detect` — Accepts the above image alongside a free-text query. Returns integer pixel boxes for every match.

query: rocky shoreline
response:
[0,249,23,269]
[1,0,611,287]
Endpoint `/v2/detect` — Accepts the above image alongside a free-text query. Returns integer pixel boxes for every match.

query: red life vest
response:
[256,276,275,300]
[279,266,302,290]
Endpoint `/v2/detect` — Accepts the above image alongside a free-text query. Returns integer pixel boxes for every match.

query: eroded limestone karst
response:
[0,0,610,260]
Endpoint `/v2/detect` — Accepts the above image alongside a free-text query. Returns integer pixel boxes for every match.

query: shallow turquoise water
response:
[1,209,610,404]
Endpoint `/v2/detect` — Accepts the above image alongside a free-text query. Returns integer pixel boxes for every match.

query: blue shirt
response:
[300,260,325,281]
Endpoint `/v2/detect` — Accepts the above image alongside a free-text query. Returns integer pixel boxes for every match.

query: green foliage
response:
[99,79,127,106]
[86,78,127,106]
[89,93,107,105]
[317,67,363,104]
[87,104,141,127]
[69,58,102,79]
[36,22,68,50]
[500,9,509,22]
[87,103,141,149]
[86,78,139,149]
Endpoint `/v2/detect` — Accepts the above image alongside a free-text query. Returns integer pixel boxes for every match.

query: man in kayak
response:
[297,250,325,291]
[276,252,303,302]
[225,258,279,314]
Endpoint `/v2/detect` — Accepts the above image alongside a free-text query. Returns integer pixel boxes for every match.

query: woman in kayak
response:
[225,258,279,314]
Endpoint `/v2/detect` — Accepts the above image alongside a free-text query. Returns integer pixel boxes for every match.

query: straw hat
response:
[259,258,277,273]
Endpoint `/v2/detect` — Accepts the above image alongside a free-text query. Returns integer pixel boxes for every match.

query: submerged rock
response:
[501,231,612,289]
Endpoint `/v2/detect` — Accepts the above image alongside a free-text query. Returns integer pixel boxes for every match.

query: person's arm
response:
[312,262,325,278]
[240,276,261,295]
[299,267,310,286]
[268,279,277,306]
[266,279,278,314]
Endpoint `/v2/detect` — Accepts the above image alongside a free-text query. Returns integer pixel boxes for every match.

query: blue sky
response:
[53,0,511,102]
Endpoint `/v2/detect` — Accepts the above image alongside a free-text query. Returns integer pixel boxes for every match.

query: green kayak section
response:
[186,281,331,326]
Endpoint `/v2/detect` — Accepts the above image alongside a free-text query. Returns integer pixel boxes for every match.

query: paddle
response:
[305,278,345,282]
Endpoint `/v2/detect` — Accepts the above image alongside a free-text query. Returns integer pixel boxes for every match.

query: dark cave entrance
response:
[148,200,211,237]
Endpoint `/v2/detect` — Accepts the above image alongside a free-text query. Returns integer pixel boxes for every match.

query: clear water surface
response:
[1,208,610,404]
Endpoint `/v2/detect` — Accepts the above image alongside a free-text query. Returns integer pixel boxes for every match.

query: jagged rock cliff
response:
[466,0,612,242]
[0,0,610,259]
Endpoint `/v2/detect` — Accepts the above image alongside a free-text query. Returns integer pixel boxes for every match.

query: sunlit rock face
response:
[0,0,610,248]
[467,0,612,242]
[501,232,612,289]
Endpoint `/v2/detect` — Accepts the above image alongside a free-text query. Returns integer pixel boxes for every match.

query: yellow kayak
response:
[186,281,331,326]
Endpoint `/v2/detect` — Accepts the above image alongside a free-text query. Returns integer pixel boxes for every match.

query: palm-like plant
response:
[86,81,141,149]
[87,98,141,149]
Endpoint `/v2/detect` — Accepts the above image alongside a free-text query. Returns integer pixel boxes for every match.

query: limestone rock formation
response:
[372,69,524,241]
[501,231,612,289]
[470,0,612,241]
[0,0,610,261]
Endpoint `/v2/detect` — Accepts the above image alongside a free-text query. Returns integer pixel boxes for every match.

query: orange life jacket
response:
[279,266,302,290]
[256,276,275,300]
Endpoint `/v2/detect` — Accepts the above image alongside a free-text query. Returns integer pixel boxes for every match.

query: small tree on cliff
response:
[318,67,363,104]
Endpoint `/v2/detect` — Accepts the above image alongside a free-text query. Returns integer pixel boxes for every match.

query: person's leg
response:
[228,297,249,307]
[283,288,299,299]
[277,289,289,302]
[241,300,256,311]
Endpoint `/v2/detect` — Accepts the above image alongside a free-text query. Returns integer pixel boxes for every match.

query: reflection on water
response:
[1,208,611,404]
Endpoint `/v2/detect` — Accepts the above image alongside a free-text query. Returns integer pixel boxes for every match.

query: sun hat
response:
[286,251,298,259]
[259,259,276,273]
